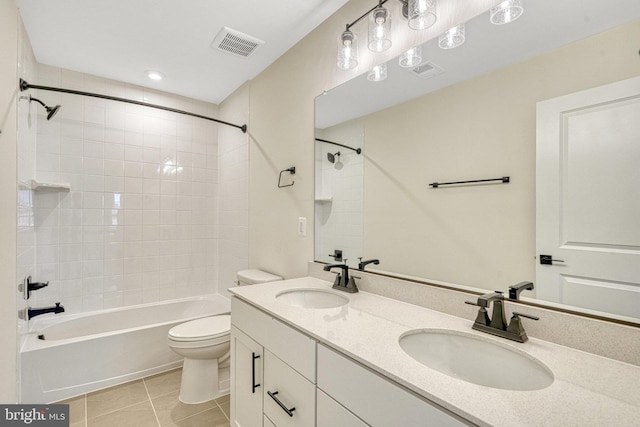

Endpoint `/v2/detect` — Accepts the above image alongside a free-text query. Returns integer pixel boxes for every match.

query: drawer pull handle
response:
[267,391,295,417]
[251,352,260,393]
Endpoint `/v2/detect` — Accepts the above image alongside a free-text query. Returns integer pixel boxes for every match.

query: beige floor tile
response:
[214,395,230,420]
[151,390,215,426]
[87,380,149,419]
[171,407,229,427]
[87,401,158,427]
[144,369,183,398]
[59,395,86,423]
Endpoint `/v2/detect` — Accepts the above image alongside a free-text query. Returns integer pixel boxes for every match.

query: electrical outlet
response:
[298,217,307,236]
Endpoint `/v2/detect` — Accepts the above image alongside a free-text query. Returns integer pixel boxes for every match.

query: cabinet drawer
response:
[263,350,315,427]
[263,415,276,427]
[231,297,316,382]
[317,389,368,427]
[317,344,471,427]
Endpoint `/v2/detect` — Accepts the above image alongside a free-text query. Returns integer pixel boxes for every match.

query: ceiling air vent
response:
[211,27,264,58]
[409,61,444,80]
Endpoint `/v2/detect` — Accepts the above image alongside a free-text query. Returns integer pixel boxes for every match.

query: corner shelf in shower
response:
[30,180,71,192]
[314,196,333,204]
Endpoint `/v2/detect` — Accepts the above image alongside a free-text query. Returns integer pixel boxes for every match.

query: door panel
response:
[536,77,640,319]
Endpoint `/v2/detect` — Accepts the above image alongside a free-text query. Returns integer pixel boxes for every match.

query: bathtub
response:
[20,294,230,403]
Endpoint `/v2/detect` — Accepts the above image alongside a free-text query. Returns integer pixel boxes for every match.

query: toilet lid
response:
[168,315,230,341]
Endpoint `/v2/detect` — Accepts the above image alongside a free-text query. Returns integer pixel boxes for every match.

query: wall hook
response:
[278,167,296,188]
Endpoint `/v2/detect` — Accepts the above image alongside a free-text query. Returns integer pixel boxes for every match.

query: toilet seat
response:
[168,315,230,342]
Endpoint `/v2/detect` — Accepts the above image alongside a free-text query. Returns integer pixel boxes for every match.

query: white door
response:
[536,77,640,320]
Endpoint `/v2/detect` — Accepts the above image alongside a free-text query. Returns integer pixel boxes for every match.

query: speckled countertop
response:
[229,277,640,427]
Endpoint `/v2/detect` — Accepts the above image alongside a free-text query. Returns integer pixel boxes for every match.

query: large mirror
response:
[315,0,640,323]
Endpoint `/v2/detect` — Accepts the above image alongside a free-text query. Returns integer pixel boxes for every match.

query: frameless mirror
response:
[314,0,640,324]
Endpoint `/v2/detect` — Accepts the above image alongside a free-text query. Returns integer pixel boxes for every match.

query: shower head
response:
[327,151,341,163]
[29,96,61,120]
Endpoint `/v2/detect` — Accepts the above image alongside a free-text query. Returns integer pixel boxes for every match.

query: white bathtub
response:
[20,294,230,403]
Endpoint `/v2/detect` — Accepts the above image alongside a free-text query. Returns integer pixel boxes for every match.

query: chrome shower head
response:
[29,96,61,120]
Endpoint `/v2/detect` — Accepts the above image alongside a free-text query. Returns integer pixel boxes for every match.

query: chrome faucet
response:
[323,263,358,293]
[466,291,538,342]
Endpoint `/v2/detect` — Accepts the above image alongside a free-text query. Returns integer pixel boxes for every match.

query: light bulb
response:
[367,63,388,82]
[438,24,465,49]
[337,30,358,70]
[399,46,422,68]
[368,6,391,52]
[490,0,524,25]
[408,0,437,30]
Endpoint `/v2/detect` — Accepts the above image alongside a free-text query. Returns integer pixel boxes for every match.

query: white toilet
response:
[168,269,282,404]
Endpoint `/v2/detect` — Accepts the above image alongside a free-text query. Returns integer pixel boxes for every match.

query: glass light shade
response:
[408,0,437,30]
[367,63,388,82]
[490,0,524,25]
[337,30,358,70]
[399,46,422,68]
[368,6,392,52]
[438,24,465,49]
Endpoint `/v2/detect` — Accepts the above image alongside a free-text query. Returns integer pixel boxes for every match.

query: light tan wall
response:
[247,0,499,278]
[363,20,640,291]
[0,0,19,403]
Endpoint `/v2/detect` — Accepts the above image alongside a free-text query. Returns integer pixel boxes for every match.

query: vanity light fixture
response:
[438,24,465,49]
[368,2,392,52]
[145,70,164,81]
[367,63,388,82]
[490,0,524,25]
[399,46,422,68]
[407,0,437,30]
[337,27,359,70]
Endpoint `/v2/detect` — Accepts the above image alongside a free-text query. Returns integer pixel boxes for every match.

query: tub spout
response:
[28,302,65,319]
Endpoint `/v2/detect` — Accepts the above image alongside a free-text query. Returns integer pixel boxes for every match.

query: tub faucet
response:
[465,292,538,343]
[323,263,358,293]
[27,302,65,320]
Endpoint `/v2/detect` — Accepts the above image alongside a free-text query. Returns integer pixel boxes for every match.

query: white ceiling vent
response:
[211,27,264,58]
[409,61,444,80]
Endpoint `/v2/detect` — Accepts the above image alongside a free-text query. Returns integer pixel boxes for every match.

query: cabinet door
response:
[263,350,315,427]
[317,344,471,427]
[231,326,263,427]
[317,389,368,427]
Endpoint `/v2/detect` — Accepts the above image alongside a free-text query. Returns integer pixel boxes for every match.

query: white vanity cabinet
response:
[231,298,316,427]
[231,297,471,427]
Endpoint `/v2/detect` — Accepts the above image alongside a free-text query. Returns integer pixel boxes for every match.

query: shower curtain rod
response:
[315,138,362,154]
[19,79,247,133]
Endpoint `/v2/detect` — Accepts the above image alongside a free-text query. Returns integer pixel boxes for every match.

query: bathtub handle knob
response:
[252,352,261,393]
[26,276,49,299]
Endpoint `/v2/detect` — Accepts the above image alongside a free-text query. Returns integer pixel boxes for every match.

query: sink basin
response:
[399,329,554,391]
[276,289,349,309]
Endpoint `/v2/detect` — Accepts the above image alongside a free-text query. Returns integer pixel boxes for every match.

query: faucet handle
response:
[511,311,539,321]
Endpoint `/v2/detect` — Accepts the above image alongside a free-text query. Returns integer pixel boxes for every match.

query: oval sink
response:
[399,329,554,391]
[276,289,349,309]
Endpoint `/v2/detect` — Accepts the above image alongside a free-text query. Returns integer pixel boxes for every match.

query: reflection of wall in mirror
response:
[359,20,640,293]
[315,119,364,269]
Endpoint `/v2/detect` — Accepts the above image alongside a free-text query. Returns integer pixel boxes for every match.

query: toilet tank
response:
[237,269,283,286]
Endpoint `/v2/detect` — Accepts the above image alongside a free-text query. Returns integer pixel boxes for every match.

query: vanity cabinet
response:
[231,297,470,427]
[231,298,316,427]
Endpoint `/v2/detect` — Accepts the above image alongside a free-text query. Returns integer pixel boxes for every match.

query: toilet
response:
[168,269,282,404]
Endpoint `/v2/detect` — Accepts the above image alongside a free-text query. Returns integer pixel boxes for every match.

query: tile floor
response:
[57,368,230,427]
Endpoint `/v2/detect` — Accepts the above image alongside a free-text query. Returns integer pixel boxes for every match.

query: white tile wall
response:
[23,65,233,314]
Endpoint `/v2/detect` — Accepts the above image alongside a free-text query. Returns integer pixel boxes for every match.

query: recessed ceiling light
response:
[145,70,164,81]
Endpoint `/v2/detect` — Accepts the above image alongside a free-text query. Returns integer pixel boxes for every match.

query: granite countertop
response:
[229,277,640,427]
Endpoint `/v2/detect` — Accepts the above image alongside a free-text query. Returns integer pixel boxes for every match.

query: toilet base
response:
[179,358,228,404]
